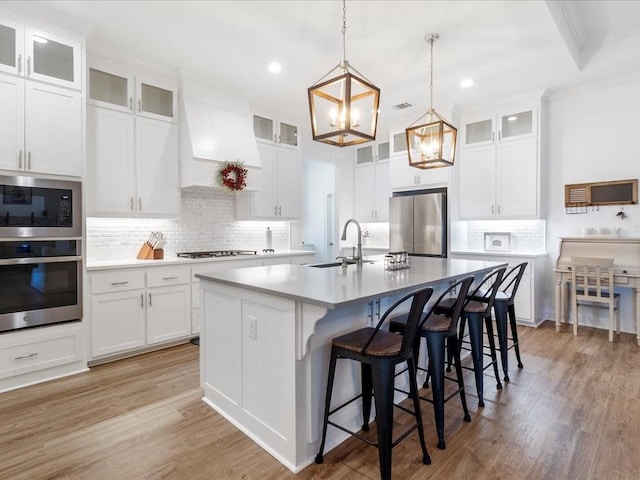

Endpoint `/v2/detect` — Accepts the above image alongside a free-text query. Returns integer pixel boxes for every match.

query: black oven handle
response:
[0,256,82,266]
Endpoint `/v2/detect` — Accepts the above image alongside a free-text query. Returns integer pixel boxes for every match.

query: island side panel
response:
[200,281,298,471]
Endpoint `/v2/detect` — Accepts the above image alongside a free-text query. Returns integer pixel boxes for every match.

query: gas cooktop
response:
[176,250,257,259]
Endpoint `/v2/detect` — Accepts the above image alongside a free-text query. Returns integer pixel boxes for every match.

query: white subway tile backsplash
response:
[87,187,289,261]
[464,220,546,252]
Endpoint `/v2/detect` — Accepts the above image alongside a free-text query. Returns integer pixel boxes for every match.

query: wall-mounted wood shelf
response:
[564,179,637,208]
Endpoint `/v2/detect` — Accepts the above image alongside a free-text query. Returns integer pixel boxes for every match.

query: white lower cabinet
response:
[89,266,190,360]
[0,322,85,392]
[450,252,546,327]
[146,283,190,344]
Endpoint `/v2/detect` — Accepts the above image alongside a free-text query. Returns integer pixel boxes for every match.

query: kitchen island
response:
[196,256,506,473]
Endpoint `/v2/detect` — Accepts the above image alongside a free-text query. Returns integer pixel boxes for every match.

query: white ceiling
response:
[8,0,640,135]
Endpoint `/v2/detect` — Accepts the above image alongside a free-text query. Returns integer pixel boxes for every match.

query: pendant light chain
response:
[342,0,347,65]
[429,35,434,112]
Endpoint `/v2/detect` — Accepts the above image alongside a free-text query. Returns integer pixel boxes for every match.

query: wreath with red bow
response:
[217,161,248,191]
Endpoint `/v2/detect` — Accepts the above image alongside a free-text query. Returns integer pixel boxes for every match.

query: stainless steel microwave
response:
[0,176,81,238]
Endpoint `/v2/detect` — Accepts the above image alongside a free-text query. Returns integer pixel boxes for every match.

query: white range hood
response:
[180,85,261,189]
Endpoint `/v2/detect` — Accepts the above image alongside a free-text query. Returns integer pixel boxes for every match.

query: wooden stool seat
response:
[332,328,403,356]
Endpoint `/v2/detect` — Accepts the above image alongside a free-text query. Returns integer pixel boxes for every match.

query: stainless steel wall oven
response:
[0,176,82,333]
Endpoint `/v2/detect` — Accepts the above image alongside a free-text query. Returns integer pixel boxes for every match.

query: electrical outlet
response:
[248,315,257,339]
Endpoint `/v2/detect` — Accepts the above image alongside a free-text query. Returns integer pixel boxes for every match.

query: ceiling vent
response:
[392,102,412,110]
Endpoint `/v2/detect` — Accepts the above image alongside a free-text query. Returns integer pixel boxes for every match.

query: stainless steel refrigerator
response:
[389,189,447,257]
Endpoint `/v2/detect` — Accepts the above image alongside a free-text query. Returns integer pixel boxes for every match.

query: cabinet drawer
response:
[146,268,190,287]
[0,327,82,379]
[91,269,146,294]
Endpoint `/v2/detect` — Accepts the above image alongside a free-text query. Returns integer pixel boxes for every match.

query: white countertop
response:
[450,250,548,258]
[86,250,314,271]
[196,256,507,309]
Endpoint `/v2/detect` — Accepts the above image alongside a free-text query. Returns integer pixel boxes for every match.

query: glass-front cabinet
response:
[0,19,22,76]
[0,18,81,90]
[87,55,177,122]
[253,114,299,149]
[462,103,537,147]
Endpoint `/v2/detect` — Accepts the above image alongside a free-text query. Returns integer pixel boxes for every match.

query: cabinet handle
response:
[148,292,152,307]
[497,204,501,215]
[111,281,129,286]
[492,132,495,142]
[367,301,374,325]
[278,206,282,216]
[15,352,38,360]
[130,197,134,210]
[17,54,22,74]
[274,205,278,216]
[129,97,133,111]
[498,131,501,141]
[18,150,22,169]
[163,276,178,280]
[138,198,142,211]
[27,56,31,75]
[140,293,144,308]
[492,205,495,215]
[138,99,141,112]
[376,299,381,319]
[27,151,31,171]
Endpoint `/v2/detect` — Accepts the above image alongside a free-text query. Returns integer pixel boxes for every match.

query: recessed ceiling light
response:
[268,62,282,74]
[460,78,474,88]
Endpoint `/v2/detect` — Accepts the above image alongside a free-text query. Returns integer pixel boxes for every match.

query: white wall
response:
[544,73,640,330]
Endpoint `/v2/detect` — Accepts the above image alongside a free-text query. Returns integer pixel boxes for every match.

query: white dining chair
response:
[570,257,620,342]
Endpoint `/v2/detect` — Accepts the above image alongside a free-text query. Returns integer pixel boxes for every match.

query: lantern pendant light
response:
[308,0,380,147]
[405,33,457,169]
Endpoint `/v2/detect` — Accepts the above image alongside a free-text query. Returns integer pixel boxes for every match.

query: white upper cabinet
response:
[0,18,23,77]
[25,81,81,176]
[462,102,537,147]
[0,15,82,90]
[459,97,542,220]
[253,113,299,150]
[235,142,301,219]
[354,142,390,221]
[86,54,180,216]
[24,26,82,90]
[88,55,176,122]
[0,11,83,177]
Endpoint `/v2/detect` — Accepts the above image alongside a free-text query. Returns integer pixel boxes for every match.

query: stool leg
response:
[315,349,338,464]
[484,316,503,391]
[371,361,395,480]
[508,304,524,368]
[466,313,485,407]
[493,301,510,382]
[361,363,372,431]
[426,333,447,449]
[449,333,471,423]
[407,356,431,465]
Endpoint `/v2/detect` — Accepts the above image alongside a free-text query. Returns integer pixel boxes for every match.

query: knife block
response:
[136,243,154,260]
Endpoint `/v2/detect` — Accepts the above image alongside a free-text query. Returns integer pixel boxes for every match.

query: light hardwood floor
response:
[1,321,639,480]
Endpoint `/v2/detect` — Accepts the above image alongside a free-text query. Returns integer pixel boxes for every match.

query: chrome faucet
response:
[341,218,363,266]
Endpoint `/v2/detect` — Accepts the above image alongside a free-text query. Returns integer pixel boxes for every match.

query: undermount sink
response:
[307,260,375,268]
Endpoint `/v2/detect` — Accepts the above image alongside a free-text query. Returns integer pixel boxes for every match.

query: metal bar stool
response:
[491,262,527,381]
[388,276,475,450]
[439,267,506,407]
[315,286,434,480]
